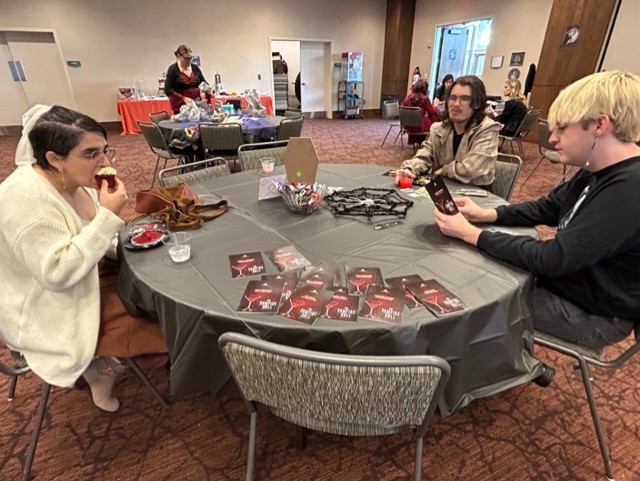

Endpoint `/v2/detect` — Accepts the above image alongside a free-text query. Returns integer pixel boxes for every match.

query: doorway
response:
[428,18,492,98]
[270,39,333,118]
[0,30,76,127]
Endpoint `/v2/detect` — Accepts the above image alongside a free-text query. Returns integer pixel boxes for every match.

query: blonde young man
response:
[434,71,640,358]
[396,75,500,188]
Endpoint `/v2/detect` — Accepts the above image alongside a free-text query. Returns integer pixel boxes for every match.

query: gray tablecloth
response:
[117,164,542,415]
[158,116,283,145]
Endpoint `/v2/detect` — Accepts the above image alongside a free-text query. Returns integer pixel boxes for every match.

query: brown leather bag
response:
[134,183,228,231]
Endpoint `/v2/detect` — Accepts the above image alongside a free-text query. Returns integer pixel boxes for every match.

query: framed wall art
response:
[510,52,525,67]
[562,25,581,46]
[490,56,504,69]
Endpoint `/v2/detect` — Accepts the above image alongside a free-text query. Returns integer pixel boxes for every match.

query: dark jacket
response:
[164,62,208,112]
[495,99,528,137]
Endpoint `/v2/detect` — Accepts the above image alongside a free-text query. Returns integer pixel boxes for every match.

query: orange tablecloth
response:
[211,95,273,115]
[116,99,172,135]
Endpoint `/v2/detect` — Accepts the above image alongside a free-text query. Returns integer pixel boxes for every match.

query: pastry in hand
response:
[95,166,117,189]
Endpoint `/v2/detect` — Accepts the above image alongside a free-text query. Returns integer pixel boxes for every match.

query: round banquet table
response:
[117,164,543,415]
[158,115,284,145]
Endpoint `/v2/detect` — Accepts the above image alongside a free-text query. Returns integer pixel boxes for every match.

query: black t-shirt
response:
[452,132,464,158]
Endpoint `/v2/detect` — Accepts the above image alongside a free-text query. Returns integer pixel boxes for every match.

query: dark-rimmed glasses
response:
[447,95,472,104]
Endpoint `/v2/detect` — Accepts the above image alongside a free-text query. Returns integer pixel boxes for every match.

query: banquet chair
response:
[380,99,401,147]
[395,106,427,155]
[1,342,168,481]
[534,325,640,481]
[276,116,304,141]
[219,332,450,481]
[284,107,303,118]
[237,140,288,171]
[158,157,230,187]
[149,111,170,125]
[520,119,566,188]
[138,121,189,188]
[499,109,540,159]
[199,123,244,166]
[488,153,522,200]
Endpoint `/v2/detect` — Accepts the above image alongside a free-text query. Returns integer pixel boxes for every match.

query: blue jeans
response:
[529,285,634,349]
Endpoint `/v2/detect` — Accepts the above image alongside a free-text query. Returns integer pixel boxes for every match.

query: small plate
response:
[123,229,168,250]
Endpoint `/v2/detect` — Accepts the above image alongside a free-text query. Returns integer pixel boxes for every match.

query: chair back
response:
[200,123,244,152]
[490,153,522,200]
[149,111,170,125]
[277,116,304,141]
[0,345,30,378]
[138,121,170,152]
[382,100,399,119]
[219,332,450,438]
[284,108,303,118]
[158,158,231,187]
[399,106,424,131]
[514,109,540,138]
[237,140,288,171]
[538,119,556,151]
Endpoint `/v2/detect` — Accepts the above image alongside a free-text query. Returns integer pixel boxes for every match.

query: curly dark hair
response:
[28,105,106,170]
[440,75,487,130]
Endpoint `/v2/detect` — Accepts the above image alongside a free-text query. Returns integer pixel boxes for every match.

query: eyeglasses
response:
[77,147,117,163]
[447,95,472,104]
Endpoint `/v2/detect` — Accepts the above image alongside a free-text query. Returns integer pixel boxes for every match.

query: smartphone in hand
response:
[424,176,459,215]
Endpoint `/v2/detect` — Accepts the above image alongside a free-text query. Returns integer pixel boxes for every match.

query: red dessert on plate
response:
[130,229,165,248]
[95,166,117,189]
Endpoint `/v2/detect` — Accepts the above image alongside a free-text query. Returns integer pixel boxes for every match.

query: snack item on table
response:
[129,229,165,247]
[95,166,117,189]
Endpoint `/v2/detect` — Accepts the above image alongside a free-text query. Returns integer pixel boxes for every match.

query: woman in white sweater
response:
[0,105,166,412]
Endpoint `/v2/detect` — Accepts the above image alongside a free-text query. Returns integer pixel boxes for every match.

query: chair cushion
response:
[544,151,561,163]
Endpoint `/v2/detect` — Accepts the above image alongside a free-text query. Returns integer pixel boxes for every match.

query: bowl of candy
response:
[118,87,134,99]
[274,182,327,215]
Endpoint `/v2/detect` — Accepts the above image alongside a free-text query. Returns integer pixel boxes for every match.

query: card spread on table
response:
[237,279,285,313]
[359,285,405,323]
[346,266,384,295]
[424,176,459,215]
[321,288,359,322]
[262,272,298,302]
[277,284,332,324]
[266,245,311,271]
[300,264,341,288]
[405,279,465,316]
[228,252,266,278]
[385,274,424,309]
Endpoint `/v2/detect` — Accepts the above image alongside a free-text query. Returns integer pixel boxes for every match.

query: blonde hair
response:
[505,79,525,102]
[548,70,640,142]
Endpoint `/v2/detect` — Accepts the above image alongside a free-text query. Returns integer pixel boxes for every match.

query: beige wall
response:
[411,0,553,97]
[601,0,640,73]
[0,0,554,123]
[0,0,386,122]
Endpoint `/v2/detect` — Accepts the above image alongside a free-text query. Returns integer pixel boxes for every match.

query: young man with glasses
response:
[397,75,500,188]
[164,44,210,114]
[433,71,640,364]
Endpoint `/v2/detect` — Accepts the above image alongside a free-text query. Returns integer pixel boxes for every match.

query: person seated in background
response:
[165,44,210,114]
[401,79,440,145]
[0,105,167,412]
[433,73,454,106]
[433,71,640,358]
[488,79,528,137]
[397,75,500,188]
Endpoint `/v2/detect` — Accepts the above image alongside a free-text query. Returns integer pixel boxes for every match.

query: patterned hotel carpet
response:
[1,118,640,481]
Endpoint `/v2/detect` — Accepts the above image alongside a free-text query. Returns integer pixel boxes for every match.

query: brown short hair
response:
[441,75,487,130]
[174,44,191,57]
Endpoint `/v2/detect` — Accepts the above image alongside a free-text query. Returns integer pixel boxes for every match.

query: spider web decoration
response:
[325,188,414,218]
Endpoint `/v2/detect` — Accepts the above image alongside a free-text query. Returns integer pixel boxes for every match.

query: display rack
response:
[338,52,364,119]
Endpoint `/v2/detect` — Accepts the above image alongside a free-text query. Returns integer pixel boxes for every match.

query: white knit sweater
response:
[0,165,124,387]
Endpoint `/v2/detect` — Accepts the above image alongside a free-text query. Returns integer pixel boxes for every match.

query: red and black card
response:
[277,284,332,324]
[405,279,465,316]
[359,285,405,323]
[266,245,311,272]
[346,266,384,295]
[425,176,459,215]
[300,264,340,289]
[236,279,285,313]
[385,274,424,309]
[228,252,266,278]
[262,272,298,302]
[321,288,359,322]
